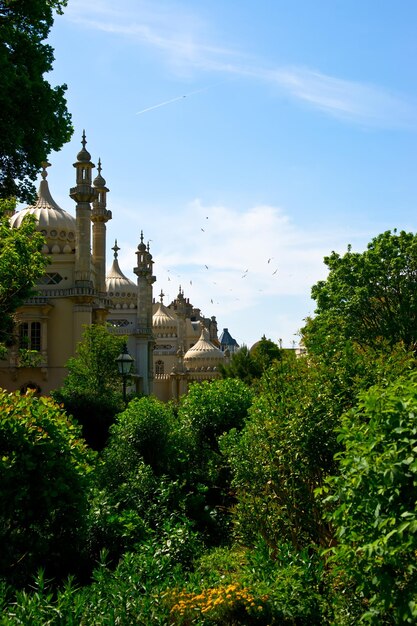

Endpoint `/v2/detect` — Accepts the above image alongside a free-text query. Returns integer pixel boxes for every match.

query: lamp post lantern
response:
[115,343,134,404]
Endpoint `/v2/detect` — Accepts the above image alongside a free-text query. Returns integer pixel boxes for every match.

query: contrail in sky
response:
[136,86,210,115]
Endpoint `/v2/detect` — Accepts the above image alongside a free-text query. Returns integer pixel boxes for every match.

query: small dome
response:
[106,243,137,304]
[184,326,225,368]
[153,301,177,331]
[10,166,76,252]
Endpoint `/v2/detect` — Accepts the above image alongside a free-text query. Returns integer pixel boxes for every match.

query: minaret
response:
[91,159,112,293]
[70,131,97,286]
[174,286,187,354]
[134,231,156,330]
[133,231,156,395]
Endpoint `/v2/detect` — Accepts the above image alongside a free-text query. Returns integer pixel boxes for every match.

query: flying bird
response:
[272,269,278,275]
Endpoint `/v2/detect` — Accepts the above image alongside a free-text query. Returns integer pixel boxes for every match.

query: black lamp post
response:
[115,343,134,404]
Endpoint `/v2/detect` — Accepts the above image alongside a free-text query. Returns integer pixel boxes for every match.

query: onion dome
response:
[10,162,76,254]
[106,241,137,308]
[153,291,178,334]
[184,325,225,369]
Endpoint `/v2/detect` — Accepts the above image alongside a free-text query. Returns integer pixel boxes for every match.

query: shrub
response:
[324,373,417,624]
[0,390,95,586]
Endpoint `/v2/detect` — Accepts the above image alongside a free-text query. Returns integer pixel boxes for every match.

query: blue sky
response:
[42,0,417,348]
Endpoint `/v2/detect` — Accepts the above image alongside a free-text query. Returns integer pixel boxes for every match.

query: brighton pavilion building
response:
[0,134,238,401]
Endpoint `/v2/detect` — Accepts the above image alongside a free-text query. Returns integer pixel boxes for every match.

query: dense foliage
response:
[304,230,417,351]
[52,325,127,449]
[220,335,284,386]
[1,230,417,624]
[0,390,94,586]
[0,0,72,201]
[323,374,417,624]
[0,200,48,350]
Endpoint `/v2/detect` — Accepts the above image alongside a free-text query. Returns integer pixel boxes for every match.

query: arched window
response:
[19,322,41,351]
[155,359,164,375]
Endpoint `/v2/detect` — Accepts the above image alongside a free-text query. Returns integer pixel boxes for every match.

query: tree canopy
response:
[0,390,94,586]
[0,199,48,350]
[52,325,127,449]
[0,0,72,201]
[303,230,417,352]
[220,336,284,386]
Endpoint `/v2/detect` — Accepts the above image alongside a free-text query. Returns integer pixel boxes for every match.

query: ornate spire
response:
[76,129,92,163]
[40,161,50,180]
[138,230,146,251]
[159,289,165,303]
[112,239,120,258]
[93,157,107,188]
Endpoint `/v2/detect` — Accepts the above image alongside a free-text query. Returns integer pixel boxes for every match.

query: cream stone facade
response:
[0,134,235,400]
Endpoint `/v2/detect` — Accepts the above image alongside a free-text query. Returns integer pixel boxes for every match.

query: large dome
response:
[10,166,76,254]
[184,326,225,369]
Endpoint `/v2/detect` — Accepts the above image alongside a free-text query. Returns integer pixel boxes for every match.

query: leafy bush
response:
[178,378,253,451]
[222,343,415,553]
[52,325,126,449]
[0,390,95,586]
[166,540,324,625]
[323,373,417,624]
[102,396,176,477]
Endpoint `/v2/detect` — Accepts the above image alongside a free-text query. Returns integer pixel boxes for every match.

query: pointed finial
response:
[76,130,92,162]
[93,157,106,187]
[112,239,120,259]
[40,161,51,180]
[159,290,165,303]
[138,230,146,252]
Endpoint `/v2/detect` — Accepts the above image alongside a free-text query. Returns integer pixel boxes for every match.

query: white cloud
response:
[62,0,417,129]
[263,66,417,129]
[115,198,358,334]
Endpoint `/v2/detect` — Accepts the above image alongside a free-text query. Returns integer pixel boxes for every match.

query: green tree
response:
[176,378,254,543]
[220,337,284,386]
[219,344,262,385]
[221,343,415,552]
[178,378,253,451]
[91,397,199,563]
[52,325,127,449]
[303,230,417,352]
[102,396,176,480]
[0,0,72,201]
[324,373,417,624]
[0,199,48,350]
[251,335,283,370]
[0,390,95,586]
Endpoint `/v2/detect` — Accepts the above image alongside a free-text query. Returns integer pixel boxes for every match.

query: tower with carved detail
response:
[70,131,97,286]
[91,159,112,298]
[133,232,156,395]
